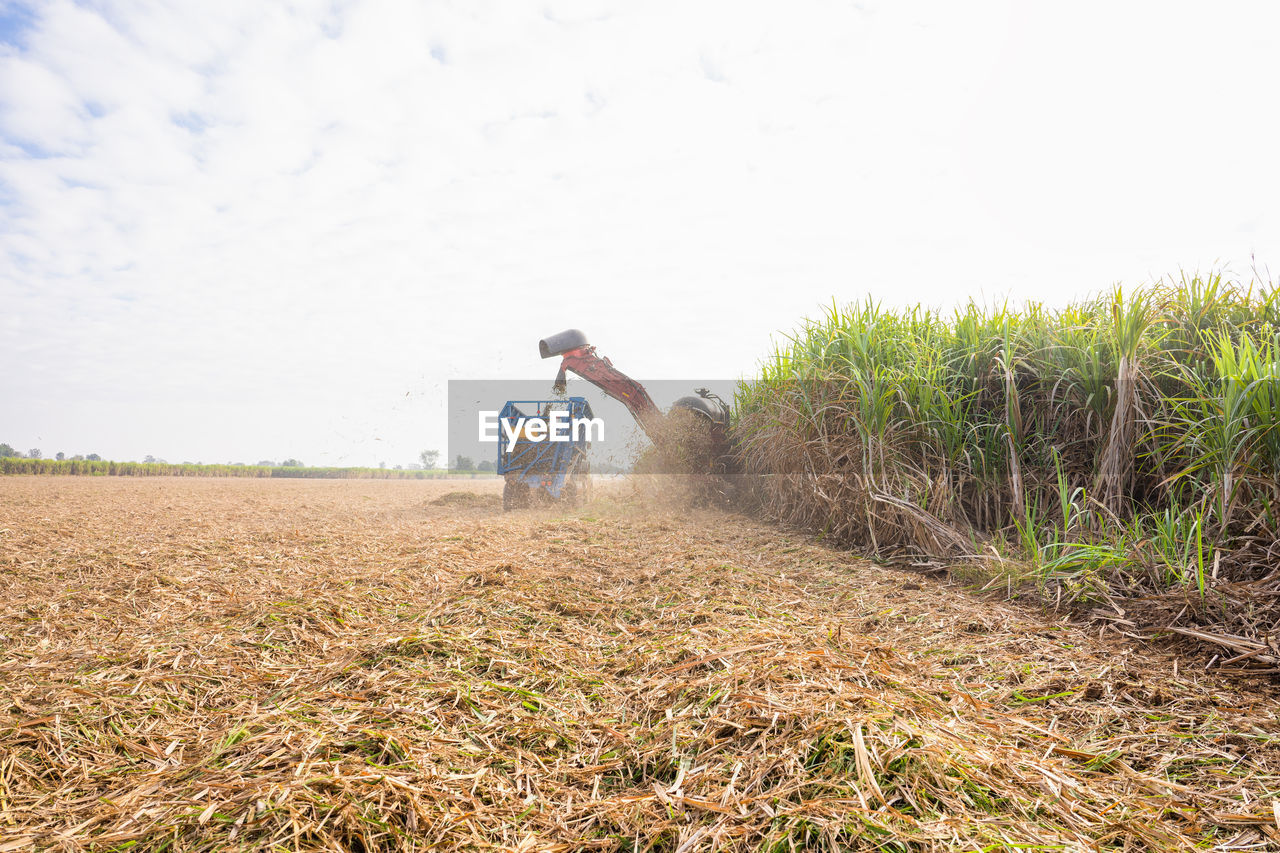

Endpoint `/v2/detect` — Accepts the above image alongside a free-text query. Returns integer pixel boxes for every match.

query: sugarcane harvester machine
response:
[500,329,735,510]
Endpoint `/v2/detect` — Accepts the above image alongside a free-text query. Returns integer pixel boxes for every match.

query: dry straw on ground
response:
[2,478,1280,851]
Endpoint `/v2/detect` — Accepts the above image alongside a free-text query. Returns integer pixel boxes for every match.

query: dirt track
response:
[2,477,1279,851]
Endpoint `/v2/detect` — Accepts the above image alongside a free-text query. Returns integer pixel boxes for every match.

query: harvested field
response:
[2,477,1280,851]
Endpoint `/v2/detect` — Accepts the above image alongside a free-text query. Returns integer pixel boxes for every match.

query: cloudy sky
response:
[2,0,1277,467]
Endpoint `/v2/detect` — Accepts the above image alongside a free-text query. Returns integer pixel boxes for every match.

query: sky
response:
[1,0,1277,467]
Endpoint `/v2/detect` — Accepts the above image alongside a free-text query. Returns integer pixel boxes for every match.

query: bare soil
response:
[1,477,1278,851]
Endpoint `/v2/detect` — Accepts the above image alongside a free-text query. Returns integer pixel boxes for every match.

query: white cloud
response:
[1,0,1277,464]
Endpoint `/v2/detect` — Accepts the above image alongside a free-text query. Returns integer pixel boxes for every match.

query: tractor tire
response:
[503,478,529,511]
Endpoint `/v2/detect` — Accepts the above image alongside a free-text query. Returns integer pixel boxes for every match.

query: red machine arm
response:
[539,329,736,477]
[553,346,665,444]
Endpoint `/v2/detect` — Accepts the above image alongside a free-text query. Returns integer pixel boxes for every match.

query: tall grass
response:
[735,273,1279,616]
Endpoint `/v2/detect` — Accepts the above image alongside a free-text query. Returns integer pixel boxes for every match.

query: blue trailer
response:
[497,397,594,510]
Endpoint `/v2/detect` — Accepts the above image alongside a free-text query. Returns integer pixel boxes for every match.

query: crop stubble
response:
[1,478,1279,851]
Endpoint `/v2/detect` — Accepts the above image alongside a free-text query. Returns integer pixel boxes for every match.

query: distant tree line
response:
[0,459,495,479]
[1,444,102,462]
[450,453,494,472]
[0,444,495,478]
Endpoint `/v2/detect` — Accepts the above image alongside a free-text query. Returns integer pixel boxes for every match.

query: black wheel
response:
[503,477,529,511]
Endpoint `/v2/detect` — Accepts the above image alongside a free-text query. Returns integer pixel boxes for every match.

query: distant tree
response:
[144,454,157,463]
[0,443,18,458]
[394,464,403,470]
[476,459,495,472]
[70,454,84,461]
[257,460,276,467]
[280,458,303,467]
[55,451,65,461]
[86,453,101,461]
[27,448,41,460]
[379,461,386,469]
[452,454,475,471]
[419,449,440,469]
